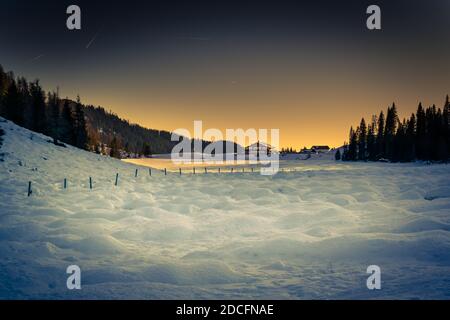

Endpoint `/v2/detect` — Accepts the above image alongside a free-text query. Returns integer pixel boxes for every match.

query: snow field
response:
[1,118,450,299]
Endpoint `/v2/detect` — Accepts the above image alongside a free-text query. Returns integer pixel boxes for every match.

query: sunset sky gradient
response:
[1,0,449,148]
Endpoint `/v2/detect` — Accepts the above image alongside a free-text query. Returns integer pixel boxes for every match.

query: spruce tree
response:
[16,77,30,127]
[4,80,24,126]
[444,95,450,158]
[61,99,75,145]
[342,143,349,161]
[348,127,358,161]
[142,142,151,156]
[367,123,376,161]
[110,136,121,158]
[358,118,367,161]
[405,114,416,161]
[0,65,5,116]
[415,103,426,160]
[335,149,341,161]
[384,104,398,161]
[73,96,88,150]
[376,111,385,159]
[29,80,47,134]
[48,91,60,144]
[393,120,405,162]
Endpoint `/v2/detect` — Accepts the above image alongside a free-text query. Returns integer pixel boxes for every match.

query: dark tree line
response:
[0,65,89,150]
[83,104,182,157]
[0,64,184,156]
[0,64,237,158]
[341,97,450,162]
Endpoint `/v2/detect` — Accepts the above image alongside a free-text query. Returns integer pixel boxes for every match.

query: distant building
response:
[311,145,330,153]
[299,147,312,154]
[245,141,273,158]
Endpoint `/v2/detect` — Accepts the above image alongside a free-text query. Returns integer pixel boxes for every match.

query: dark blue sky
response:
[1,0,449,147]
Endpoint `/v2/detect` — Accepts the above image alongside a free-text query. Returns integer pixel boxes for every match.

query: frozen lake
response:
[123,157,264,171]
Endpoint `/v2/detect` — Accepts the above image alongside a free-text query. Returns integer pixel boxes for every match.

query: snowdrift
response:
[1,117,450,299]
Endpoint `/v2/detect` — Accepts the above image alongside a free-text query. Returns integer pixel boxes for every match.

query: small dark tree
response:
[358,118,367,161]
[29,80,47,134]
[404,114,416,162]
[367,123,376,161]
[60,99,75,145]
[415,103,426,160]
[0,65,5,116]
[142,142,152,156]
[341,143,349,161]
[384,104,398,160]
[4,80,24,126]
[347,127,358,161]
[109,135,121,158]
[376,111,385,159]
[48,91,60,144]
[444,95,450,158]
[73,96,88,150]
[335,149,341,161]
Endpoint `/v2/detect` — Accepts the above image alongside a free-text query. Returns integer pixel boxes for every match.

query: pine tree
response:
[60,99,75,145]
[29,80,47,134]
[444,95,450,159]
[392,120,405,162]
[415,103,426,160]
[384,104,398,160]
[376,111,385,159]
[341,143,349,161]
[367,123,376,161]
[425,106,436,160]
[0,65,5,116]
[142,142,152,156]
[16,77,30,127]
[335,149,341,161]
[109,135,121,158]
[48,91,60,144]
[73,96,88,150]
[404,114,416,162]
[4,80,24,126]
[347,127,358,161]
[358,118,367,161]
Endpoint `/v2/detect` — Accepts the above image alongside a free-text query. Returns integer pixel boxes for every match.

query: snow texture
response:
[1,117,450,299]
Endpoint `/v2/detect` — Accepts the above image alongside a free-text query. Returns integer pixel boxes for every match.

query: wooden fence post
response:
[179,168,182,175]
[115,173,119,186]
[64,178,67,189]
[89,177,92,189]
[28,181,32,197]
[135,169,138,177]
[149,168,152,176]
[164,168,167,175]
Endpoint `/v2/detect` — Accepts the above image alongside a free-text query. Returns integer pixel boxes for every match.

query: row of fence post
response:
[26,166,280,196]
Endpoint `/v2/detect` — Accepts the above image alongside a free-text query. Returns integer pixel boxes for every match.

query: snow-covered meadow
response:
[1,117,450,299]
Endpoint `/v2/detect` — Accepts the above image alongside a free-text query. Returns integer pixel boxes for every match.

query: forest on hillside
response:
[337,97,450,162]
[0,64,227,158]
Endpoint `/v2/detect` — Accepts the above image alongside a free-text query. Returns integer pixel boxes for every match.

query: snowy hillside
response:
[1,117,450,299]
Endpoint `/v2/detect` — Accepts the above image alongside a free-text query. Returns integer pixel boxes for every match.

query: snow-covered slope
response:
[1,117,450,299]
